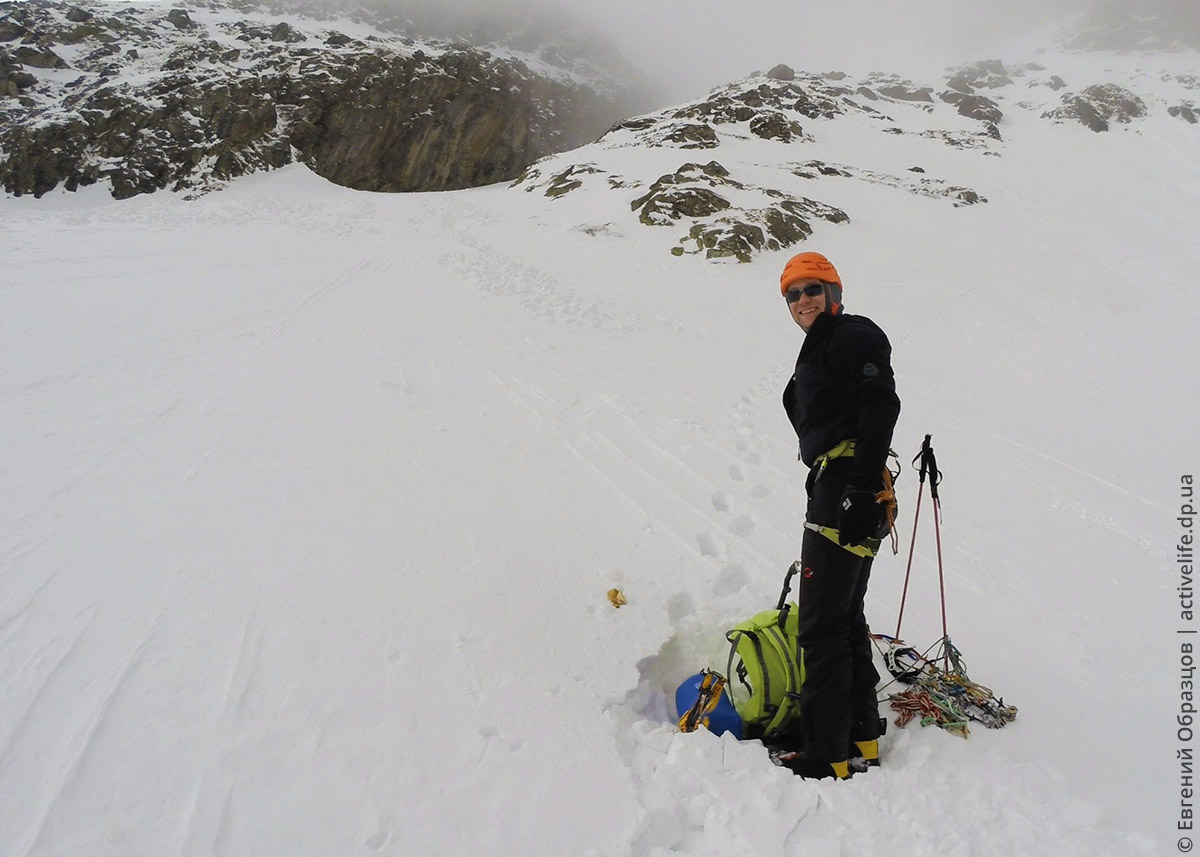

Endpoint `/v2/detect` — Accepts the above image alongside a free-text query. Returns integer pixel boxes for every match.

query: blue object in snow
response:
[675,672,743,739]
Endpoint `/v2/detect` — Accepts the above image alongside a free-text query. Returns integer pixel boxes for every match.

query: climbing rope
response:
[871,633,1017,738]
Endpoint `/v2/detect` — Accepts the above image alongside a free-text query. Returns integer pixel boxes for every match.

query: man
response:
[778,251,901,780]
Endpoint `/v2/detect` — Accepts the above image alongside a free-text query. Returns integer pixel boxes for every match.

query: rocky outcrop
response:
[681,193,848,262]
[602,71,906,156]
[946,60,1013,94]
[1169,104,1198,124]
[518,154,851,262]
[674,96,757,126]
[791,159,986,206]
[939,92,1003,124]
[627,161,849,261]
[1042,84,1148,132]
[510,54,1198,264]
[652,122,720,149]
[290,50,599,193]
[0,48,35,97]
[876,83,934,103]
[631,162,733,225]
[12,45,67,68]
[858,74,937,107]
[939,91,1003,139]
[666,75,867,129]
[165,9,195,30]
[0,0,634,198]
[749,111,805,142]
[515,63,1015,262]
[536,163,602,198]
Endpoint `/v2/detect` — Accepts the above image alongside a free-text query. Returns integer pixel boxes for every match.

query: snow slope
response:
[1,50,1198,857]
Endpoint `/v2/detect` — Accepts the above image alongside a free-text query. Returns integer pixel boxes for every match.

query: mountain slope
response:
[1,44,1198,857]
[0,0,635,197]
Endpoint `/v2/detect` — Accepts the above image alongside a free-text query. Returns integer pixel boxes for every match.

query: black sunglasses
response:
[784,283,825,303]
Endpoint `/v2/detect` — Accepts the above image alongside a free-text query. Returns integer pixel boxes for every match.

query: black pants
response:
[795,459,882,762]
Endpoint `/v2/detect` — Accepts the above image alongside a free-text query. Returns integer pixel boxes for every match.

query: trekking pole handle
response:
[912,434,942,500]
[912,434,932,483]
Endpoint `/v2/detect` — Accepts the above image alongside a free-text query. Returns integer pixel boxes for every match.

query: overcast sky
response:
[560,0,1092,103]
[116,0,1098,104]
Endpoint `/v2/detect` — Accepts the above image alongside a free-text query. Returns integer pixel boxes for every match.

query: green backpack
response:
[724,562,805,741]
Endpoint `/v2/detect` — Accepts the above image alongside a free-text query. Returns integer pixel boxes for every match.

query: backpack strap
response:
[760,624,802,736]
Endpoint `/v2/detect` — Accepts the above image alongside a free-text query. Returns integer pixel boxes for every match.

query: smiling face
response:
[786,278,827,331]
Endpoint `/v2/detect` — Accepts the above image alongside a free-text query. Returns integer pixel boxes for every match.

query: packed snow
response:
[1,46,1198,857]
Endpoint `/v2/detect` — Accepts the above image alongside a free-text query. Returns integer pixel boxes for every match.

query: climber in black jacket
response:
[778,251,901,780]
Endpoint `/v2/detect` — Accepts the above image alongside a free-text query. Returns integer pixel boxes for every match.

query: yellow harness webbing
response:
[806,441,900,558]
[813,438,856,471]
[804,522,880,558]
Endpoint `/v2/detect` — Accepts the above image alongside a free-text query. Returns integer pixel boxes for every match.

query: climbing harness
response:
[806,443,902,558]
[811,438,857,469]
[803,522,879,558]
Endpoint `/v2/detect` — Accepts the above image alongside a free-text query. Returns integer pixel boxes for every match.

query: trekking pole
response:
[923,439,951,671]
[894,435,932,639]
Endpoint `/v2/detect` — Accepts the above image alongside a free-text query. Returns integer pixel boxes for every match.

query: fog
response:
[112,0,1197,105]
[337,0,1105,104]
[337,0,1200,116]
[568,0,1091,102]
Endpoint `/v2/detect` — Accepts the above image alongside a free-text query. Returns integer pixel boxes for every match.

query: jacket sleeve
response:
[828,322,901,488]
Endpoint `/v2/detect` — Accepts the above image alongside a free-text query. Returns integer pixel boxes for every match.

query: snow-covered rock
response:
[508,50,1198,262]
[0,0,635,198]
[1042,83,1149,132]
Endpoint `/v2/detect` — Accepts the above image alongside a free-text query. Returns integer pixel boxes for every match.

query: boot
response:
[775,750,851,780]
[848,739,879,772]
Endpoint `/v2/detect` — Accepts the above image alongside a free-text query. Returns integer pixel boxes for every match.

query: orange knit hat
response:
[780,252,843,315]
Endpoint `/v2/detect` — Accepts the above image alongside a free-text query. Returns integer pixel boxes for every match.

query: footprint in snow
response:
[696,532,724,558]
[667,593,697,624]
[729,464,745,482]
[713,564,749,597]
[711,491,730,512]
[365,830,390,850]
[728,515,755,537]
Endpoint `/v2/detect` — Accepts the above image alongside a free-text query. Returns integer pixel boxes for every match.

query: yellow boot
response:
[851,739,880,768]
[778,751,853,780]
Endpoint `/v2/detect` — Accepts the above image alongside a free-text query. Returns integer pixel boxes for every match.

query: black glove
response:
[837,487,882,547]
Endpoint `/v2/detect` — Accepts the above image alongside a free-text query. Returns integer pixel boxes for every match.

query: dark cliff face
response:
[0,0,628,199]
[290,50,567,193]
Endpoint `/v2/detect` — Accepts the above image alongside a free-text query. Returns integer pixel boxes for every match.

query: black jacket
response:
[782,312,900,488]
